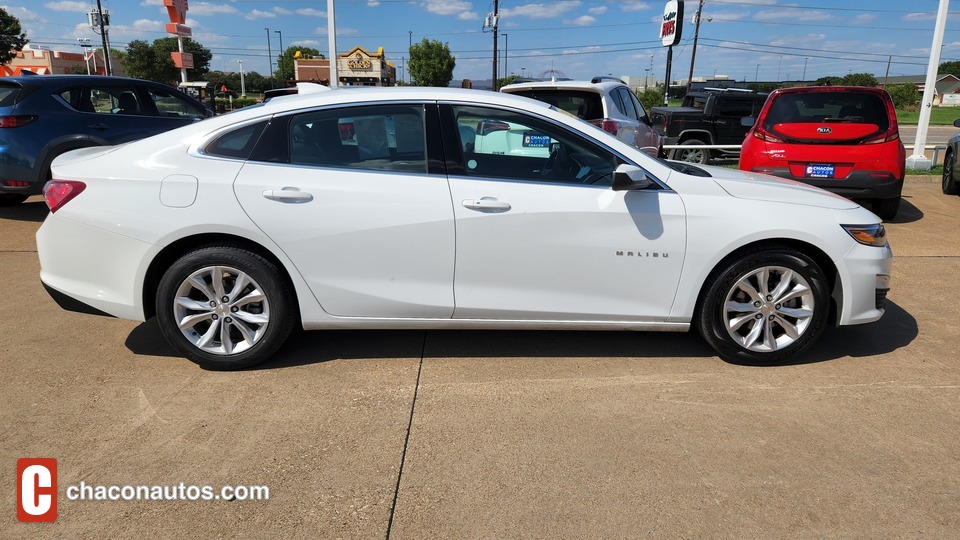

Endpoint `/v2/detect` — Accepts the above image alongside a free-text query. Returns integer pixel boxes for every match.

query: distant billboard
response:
[661,1,684,47]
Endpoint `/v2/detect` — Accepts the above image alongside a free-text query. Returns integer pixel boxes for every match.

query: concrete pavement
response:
[2,182,959,538]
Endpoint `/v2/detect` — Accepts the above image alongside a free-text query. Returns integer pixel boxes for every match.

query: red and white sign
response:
[171,52,195,69]
[164,0,188,25]
[165,23,192,37]
[660,0,684,47]
[17,458,57,523]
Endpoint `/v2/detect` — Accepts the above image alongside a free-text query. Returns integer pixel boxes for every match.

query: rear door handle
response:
[462,198,511,212]
[262,188,314,203]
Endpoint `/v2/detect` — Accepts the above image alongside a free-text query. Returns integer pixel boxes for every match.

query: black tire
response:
[695,247,830,365]
[0,194,29,207]
[943,151,959,195]
[871,197,901,221]
[671,138,710,164]
[156,245,296,370]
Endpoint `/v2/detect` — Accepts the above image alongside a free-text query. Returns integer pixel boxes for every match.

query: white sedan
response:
[37,85,892,369]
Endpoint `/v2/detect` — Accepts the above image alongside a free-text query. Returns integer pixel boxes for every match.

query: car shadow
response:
[886,195,923,224]
[0,200,48,223]
[125,300,917,370]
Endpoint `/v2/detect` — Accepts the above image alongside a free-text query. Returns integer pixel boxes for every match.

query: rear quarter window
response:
[204,120,269,160]
[0,84,21,107]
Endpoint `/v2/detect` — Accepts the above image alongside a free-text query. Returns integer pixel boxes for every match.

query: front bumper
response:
[836,240,893,326]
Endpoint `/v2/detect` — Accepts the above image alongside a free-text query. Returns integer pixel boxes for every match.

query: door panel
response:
[234,104,455,318]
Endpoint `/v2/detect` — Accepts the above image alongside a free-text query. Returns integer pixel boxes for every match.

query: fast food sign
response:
[660,0,684,46]
[164,0,192,36]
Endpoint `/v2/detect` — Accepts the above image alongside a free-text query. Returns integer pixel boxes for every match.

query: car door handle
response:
[462,198,511,212]
[262,188,314,203]
[88,123,109,130]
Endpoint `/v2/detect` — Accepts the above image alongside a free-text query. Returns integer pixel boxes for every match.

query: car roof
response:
[770,85,888,96]
[500,79,623,92]
[0,75,180,89]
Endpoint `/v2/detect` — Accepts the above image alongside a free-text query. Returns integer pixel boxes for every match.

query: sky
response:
[3,0,960,84]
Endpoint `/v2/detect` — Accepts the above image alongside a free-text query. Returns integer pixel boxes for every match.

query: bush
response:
[637,87,665,111]
[886,83,920,110]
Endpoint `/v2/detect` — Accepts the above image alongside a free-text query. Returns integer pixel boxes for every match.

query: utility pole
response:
[502,33,508,80]
[238,59,246,97]
[492,0,500,91]
[327,0,338,87]
[686,0,705,93]
[883,55,892,88]
[275,30,284,82]
[91,0,111,75]
[802,57,809,82]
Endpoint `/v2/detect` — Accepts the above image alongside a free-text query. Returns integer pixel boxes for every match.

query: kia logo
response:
[818,127,832,134]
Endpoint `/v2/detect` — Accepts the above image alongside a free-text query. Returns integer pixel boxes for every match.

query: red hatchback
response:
[740,86,905,219]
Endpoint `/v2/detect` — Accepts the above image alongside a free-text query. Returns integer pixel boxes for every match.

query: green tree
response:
[747,82,780,93]
[0,7,28,65]
[124,37,213,83]
[408,38,455,87]
[277,47,322,83]
[498,74,520,88]
[939,60,960,79]
[814,76,840,86]
[840,72,878,87]
[886,83,920,109]
[637,87,663,112]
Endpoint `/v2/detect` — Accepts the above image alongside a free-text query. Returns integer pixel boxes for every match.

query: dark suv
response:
[0,75,212,206]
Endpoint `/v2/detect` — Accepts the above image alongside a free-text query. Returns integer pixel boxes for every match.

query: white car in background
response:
[37,85,891,370]
[501,77,664,157]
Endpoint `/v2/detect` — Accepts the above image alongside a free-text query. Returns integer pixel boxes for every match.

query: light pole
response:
[502,33,508,80]
[77,38,92,75]
[408,30,413,83]
[755,63,759,81]
[265,27,274,88]
[275,30,284,81]
[802,57,809,81]
[238,59,246,97]
[777,55,782,82]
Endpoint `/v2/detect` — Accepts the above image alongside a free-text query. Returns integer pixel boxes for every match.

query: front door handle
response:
[462,198,511,212]
[88,123,109,130]
[262,188,313,203]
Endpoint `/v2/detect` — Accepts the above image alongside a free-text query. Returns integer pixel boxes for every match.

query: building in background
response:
[1,44,124,77]
[294,46,395,86]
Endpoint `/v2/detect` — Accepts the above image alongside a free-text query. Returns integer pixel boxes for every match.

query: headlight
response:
[841,224,887,247]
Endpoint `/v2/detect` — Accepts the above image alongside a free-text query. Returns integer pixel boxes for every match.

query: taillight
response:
[43,180,86,213]
[752,127,783,143]
[2,180,31,188]
[0,115,37,128]
[589,118,621,134]
[862,131,900,145]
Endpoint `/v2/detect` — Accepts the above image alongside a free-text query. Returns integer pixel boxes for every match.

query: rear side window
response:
[764,92,889,131]
[0,84,21,107]
[507,89,604,121]
[617,88,639,121]
[89,85,143,115]
[147,87,207,120]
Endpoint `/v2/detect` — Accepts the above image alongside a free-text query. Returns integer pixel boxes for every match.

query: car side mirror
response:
[953,118,960,128]
[650,113,666,126]
[741,116,756,127]
[612,164,652,191]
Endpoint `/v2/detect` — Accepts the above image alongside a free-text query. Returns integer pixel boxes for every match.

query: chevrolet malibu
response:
[37,85,892,370]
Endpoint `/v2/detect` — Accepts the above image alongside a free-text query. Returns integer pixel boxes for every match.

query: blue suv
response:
[0,75,212,206]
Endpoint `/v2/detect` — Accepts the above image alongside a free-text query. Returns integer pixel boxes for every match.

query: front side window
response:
[288,105,427,173]
[451,105,617,186]
[147,87,207,120]
[617,88,639,121]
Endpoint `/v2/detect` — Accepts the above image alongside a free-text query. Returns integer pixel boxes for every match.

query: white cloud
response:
[754,9,831,22]
[421,0,474,17]
[131,18,164,32]
[315,26,359,36]
[570,15,596,26]
[1,5,39,21]
[44,1,88,12]
[501,1,581,19]
[620,1,650,13]
[292,40,322,48]
[708,11,749,22]
[368,0,381,5]
[273,7,294,16]
[296,8,327,17]
[588,6,607,15]
[854,13,877,23]
[245,9,277,20]
[459,11,480,20]
[903,12,934,22]
[189,2,239,16]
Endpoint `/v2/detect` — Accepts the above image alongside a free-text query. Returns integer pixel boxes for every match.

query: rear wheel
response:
[871,197,901,221]
[0,194,29,207]
[671,138,710,164]
[696,247,830,365]
[943,151,959,195]
[156,245,296,370]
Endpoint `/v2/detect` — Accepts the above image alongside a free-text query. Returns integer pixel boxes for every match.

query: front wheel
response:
[156,245,295,370]
[671,138,710,164]
[871,197,901,221]
[943,151,959,195]
[696,248,830,365]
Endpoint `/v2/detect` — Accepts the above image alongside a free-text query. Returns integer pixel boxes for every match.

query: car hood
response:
[700,164,860,210]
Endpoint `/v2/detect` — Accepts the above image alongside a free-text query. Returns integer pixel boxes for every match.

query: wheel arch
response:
[677,130,714,145]
[693,238,842,326]
[142,232,302,324]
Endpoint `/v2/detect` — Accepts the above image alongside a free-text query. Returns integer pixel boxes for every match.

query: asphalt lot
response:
[2,180,959,538]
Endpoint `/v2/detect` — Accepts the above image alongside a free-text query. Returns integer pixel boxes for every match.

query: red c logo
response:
[16,459,57,522]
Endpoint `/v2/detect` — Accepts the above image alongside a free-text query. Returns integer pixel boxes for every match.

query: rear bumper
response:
[749,168,904,200]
